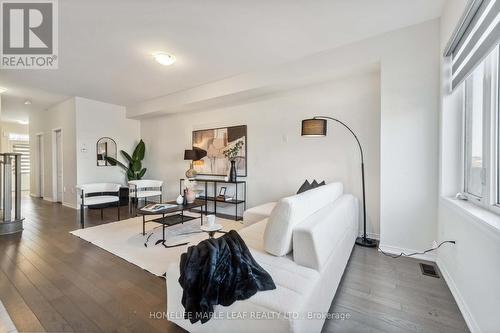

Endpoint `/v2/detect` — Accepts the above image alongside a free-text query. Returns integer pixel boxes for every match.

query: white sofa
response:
[166,182,358,333]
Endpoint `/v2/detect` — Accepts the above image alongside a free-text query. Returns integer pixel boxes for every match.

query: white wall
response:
[141,71,381,235]
[75,97,140,186]
[30,96,141,209]
[137,19,441,253]
[376,21,440,256]
[29,98,77,207]
[438,0,500,332]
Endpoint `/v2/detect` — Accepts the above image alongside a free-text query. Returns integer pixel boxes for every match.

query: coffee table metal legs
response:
[142,203,207,247]
[142,215,145,235]
[155,222,189,248]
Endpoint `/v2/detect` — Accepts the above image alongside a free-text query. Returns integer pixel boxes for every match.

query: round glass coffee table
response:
[200,223,225,238]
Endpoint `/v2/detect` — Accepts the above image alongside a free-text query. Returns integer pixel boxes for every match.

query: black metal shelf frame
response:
[180,178,246,221]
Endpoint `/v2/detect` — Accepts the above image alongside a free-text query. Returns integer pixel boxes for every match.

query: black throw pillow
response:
[297,180,312,194]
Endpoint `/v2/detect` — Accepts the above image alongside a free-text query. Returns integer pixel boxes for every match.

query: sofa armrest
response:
[292,195,358,271]
[243,202,277,226]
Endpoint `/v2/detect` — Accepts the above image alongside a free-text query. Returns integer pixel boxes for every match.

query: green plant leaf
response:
[132,140,145,161]
[138,168,147,179]
[105,156,127,170]
[131,160,141,171]
[121,151,133,164]
[105,156,118,165]
[127,169,136,180]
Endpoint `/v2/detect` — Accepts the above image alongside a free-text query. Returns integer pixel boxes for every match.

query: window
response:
[463,46,499,211]
[12,143,30,174]
[465,62,485,198]
[8,133,29,142]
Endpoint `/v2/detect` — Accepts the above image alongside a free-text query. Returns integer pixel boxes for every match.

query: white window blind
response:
[12,143,30,174]
[444,0,500,89]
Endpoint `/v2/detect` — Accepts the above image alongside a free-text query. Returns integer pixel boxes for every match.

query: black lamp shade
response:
[301,118,327,136]
[184,149,197,160]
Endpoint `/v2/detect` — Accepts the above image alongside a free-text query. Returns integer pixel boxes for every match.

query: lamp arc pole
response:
[313,116,377,247]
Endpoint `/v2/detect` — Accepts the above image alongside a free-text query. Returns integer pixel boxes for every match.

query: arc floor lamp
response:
[301,116,377,247]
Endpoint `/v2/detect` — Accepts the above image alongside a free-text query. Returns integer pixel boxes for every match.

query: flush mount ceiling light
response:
[0,87,7,94]
[17,120,28,125]
[24,100,32,105]
[152,52,176,66]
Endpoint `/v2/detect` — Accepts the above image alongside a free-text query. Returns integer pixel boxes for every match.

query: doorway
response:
[35,133,44,198]
[52,129,63,203]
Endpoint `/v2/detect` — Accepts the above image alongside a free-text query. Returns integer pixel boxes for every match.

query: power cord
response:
[378,240,456,259]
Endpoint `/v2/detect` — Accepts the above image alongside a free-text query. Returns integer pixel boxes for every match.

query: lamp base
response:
[185,168,197,179]
[355,236,378,248]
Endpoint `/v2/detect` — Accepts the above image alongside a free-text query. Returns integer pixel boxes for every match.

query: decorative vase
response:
[182,189,188,205]
[186,189,196,203]
[229,160,237,182]
[176,195,184,205]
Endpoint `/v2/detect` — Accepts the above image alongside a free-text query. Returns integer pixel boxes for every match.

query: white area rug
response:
[70,214,244,276]
[0,300,17,333]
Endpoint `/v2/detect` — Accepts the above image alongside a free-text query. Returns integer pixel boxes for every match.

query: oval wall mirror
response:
[96,137,117,166]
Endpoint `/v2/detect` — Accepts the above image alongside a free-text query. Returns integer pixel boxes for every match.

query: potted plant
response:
[105,140,147,181]
[223,139,244,182]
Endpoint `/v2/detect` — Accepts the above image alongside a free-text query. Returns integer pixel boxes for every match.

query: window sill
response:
[440,196,500,235]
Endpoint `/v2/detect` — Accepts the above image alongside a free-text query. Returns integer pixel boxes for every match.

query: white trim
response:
[436,258,480,333]
[362,232,380,240]
[34,133,45,198]
[378,243,436,262]
[51,128,63,203]
[440,196,500,239]
[43,197,55,202]
[62,201,78,210]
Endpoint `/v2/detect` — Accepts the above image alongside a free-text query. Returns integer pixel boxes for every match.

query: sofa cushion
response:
[264,182,343,256]
[293,195,358,270]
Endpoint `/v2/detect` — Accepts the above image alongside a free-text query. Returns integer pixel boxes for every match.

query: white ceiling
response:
[0,0,446,121]
[0,85,67,123]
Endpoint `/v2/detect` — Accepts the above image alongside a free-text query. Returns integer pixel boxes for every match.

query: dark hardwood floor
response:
[0,195,468,332]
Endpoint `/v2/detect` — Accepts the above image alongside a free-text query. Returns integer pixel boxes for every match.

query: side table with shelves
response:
[179,178,246,221]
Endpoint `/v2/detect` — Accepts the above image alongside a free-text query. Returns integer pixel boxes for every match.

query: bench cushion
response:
[83,196,119,206]
[132,190,162,198]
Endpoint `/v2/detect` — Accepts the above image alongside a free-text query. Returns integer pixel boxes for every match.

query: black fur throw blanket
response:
[178,230,276,324]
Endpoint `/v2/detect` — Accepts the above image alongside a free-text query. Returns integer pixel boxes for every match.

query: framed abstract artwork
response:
[192,125,247,177]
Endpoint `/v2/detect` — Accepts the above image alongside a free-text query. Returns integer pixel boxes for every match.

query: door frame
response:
[35,133,44,198]
[51,128,63,203]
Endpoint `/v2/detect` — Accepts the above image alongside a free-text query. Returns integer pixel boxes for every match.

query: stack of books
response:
[141,203,177,212]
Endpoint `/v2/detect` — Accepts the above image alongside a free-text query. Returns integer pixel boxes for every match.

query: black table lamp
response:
[301,116,377,248]
[184,149,198,179]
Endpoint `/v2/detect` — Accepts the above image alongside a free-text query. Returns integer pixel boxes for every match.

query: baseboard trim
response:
[364,232,380,240]
[436,258,479,333]
[378,243,436,262]
[43,197,54,202]
[62,202,78,210]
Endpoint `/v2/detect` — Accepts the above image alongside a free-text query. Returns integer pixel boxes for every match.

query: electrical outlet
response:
[432,240,438,248]
[63,186,66,192]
